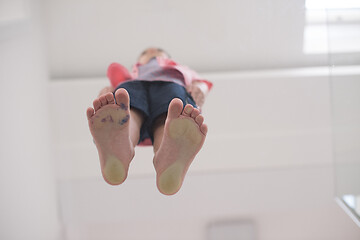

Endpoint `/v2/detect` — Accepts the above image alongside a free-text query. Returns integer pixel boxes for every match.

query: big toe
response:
[167,98,183,119]
[114,88,130,109]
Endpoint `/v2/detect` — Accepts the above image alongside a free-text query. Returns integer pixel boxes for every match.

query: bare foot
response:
[153,98,208,195]
[86,89,134,185]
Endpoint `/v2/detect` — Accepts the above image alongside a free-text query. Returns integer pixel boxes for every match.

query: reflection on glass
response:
[304,4,360,54]
[327,4,360,226]
[306,0,360,9]
[342,195,360,221]
[343,195,356,209]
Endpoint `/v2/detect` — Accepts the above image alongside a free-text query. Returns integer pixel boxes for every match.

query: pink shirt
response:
[131,57,213,91]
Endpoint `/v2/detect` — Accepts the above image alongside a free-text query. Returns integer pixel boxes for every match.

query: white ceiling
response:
[41,0,360,79]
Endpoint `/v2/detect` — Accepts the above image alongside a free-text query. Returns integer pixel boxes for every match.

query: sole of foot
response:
[153,98,208,195]
[86,88,134,185]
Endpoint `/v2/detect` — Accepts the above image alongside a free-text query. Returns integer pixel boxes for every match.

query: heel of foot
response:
[157,161,184,195]
[103,155,126,185]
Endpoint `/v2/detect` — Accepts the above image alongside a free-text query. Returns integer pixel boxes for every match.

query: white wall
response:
[0,1,60,239]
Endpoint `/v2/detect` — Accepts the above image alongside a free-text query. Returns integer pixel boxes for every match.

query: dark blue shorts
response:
[114,81,197,144]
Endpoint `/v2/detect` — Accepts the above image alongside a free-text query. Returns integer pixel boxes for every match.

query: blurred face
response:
[138,48,169,65]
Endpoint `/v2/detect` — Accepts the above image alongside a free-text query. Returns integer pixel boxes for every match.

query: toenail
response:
[184,106,192,114]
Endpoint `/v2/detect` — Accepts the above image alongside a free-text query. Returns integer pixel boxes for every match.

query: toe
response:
[93,98,101,111]
[195,115,204,126]
[183,104,193,116]
[99,95,107,106]
[191,108,200,119]
[105,92,115,104]
[86,107,95,119]
[200,123,208,135]
[115,88,130,108]
[167,98,183,119]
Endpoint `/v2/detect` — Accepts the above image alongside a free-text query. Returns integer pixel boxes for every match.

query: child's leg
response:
[152,114,166,152]
[152,98,208,195]
[86,88,143,185]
